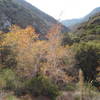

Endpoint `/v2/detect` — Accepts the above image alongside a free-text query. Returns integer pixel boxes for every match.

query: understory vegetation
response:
[0,24,99,100]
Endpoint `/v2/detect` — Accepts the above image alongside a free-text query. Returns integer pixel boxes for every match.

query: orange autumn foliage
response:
[1,25,75,82]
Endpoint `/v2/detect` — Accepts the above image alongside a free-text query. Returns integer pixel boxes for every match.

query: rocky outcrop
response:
[0,13,11,32]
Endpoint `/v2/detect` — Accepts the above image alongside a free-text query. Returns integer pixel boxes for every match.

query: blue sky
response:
[26,0,100,20]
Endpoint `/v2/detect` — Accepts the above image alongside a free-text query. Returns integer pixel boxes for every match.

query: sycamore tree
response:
[1,25,47,78]
[43,24,76,85]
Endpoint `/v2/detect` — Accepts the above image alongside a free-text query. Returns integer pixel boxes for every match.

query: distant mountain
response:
[61,18,82,27]
[62,7,100,27]
[0,0,69,34]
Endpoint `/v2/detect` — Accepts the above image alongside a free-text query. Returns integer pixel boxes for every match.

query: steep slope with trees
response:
[73,12,100,42]
[0,0,69,34]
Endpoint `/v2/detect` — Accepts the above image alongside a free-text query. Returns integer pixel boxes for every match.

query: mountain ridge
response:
[0,0,69,34]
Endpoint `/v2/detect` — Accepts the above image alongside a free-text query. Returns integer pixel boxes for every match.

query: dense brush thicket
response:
[0,24,99,100]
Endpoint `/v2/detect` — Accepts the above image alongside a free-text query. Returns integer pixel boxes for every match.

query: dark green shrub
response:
[0,68,26,96]
[73,41,100,82]
[0,69,18,90]
[26,75,60,100]
[64,83,77,91]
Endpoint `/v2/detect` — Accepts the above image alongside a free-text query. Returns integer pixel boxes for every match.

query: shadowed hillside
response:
[0,0,69,34]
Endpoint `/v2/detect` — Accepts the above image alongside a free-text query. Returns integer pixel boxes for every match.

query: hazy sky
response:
[26,0,100,20]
